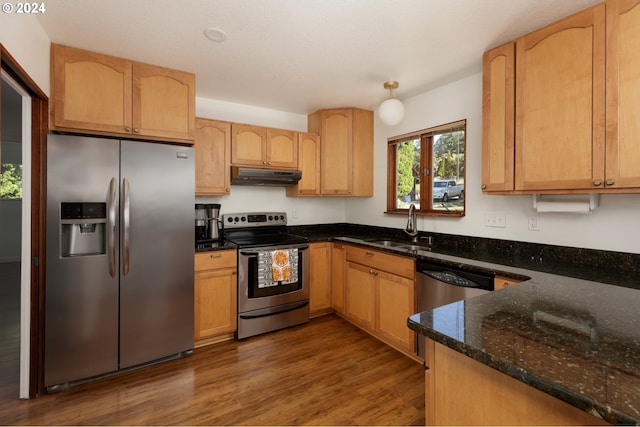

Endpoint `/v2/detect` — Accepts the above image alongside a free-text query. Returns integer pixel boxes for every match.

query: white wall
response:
[348,72,640,254]
[195,97,347,224]
[0,13,51,95]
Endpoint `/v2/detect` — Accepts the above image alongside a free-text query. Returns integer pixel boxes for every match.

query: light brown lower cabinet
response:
[309,242,332,316]
[344,245,416,354]
[331,242,346,315]
[423,338,608,426]
[494,275,521,290]
[194,250,237,345]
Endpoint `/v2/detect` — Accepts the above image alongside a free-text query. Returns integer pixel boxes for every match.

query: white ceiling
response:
[36,0,600,115]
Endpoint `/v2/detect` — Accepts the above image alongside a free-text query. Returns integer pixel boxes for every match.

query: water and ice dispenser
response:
[60,202,107,257]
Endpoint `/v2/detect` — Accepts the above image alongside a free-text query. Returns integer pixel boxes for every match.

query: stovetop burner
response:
[221,211,309,248]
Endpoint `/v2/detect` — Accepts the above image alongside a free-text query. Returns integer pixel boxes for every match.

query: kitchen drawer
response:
[346,245,414,279]
[195,250,236,272]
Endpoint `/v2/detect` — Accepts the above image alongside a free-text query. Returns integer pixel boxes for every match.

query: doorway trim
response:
[1,44,48,398]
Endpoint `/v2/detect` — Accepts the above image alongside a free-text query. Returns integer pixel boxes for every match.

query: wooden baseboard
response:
[194,332,235,348]
[310,308,334,318]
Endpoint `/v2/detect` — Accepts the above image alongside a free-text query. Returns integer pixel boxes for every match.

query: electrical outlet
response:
[485,212,506,228]
[528,216,540,231]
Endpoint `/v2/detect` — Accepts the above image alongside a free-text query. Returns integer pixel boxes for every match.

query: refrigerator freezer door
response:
[118,140,195,369]
[45,135,120,387]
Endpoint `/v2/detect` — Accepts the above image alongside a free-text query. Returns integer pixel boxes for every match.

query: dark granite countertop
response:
[408,276,640,425]
[195,241,236,252]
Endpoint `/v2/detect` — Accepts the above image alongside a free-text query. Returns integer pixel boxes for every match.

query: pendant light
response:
[378,81,405,126]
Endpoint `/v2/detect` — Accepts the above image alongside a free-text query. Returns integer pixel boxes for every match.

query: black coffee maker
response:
[195,204,208,243]
[195,203,221,245]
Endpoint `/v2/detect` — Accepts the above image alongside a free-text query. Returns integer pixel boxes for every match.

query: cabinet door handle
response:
[225,188,230,192]
[365,251,374,257]
[606,179,615,186]
[125,127,132,132]
[133,128,139,133]
[481,184,487,190]
[593,179,603,186]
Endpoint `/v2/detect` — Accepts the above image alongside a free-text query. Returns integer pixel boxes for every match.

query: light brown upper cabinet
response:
[605,0,640,190]
[481,42,515,192]
[307,108,373,196]
[515,3,605,192]
[483,2,640,194]
[231,124,298,169]
[194,118,231,196]
[51,44,195,143]
[286,132,321,196]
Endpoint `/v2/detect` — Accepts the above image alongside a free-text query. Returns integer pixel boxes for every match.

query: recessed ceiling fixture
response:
[204,27,227,42]
[378,81,405,126]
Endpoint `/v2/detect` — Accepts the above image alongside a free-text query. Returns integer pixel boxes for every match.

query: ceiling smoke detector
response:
[204,27,227,42]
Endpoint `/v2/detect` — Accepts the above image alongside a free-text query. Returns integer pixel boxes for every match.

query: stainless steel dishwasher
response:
[416,260,494,358]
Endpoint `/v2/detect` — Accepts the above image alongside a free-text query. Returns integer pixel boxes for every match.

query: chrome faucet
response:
[404,203,418,243]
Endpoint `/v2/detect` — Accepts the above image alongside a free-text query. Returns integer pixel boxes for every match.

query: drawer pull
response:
[209,254,222,259]
[365,251,374,257]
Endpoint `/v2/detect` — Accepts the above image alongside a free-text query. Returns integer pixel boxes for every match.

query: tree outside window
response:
[1,163,23,199]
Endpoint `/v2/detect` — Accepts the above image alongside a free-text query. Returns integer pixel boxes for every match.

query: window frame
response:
[386,119,466,217]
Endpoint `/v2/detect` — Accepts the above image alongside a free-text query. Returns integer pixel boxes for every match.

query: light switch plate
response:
[485,212,506,228]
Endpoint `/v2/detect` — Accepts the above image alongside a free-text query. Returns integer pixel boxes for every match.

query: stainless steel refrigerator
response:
[45,134,194,390]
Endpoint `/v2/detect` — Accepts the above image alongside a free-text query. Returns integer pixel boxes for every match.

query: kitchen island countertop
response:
[405,254,640,425]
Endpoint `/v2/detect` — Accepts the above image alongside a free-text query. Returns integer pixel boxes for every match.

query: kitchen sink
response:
[365,239,408,247]
[365,239,431,252]
[397,244,430,251]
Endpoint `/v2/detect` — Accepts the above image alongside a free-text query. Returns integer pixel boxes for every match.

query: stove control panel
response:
[222,212,287,228]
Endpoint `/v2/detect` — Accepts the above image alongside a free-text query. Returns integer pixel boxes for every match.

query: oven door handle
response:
[240,245,309,256]
[239,300,309,319]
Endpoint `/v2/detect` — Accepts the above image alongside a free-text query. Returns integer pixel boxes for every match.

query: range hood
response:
[230,166,302,187]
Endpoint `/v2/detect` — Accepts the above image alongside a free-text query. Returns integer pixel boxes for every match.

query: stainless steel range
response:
[222,212,310,339]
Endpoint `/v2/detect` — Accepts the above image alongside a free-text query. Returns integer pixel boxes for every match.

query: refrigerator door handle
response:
[107,177,117,278]
[123,177,131,276]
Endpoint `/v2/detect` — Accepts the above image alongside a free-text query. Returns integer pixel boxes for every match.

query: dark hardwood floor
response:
[0,314,425,426]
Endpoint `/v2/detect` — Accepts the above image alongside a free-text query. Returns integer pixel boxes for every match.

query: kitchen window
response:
[386,119,465,217]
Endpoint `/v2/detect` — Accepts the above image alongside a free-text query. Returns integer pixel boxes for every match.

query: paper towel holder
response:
[532,194,600,214]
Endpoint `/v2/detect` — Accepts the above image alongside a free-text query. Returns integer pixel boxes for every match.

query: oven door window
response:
[247,255,303,298]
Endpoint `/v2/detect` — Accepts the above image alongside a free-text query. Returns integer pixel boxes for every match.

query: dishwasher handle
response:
[421,269,494,290]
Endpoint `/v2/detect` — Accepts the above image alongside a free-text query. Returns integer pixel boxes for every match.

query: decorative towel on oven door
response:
[257,248,299,288]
